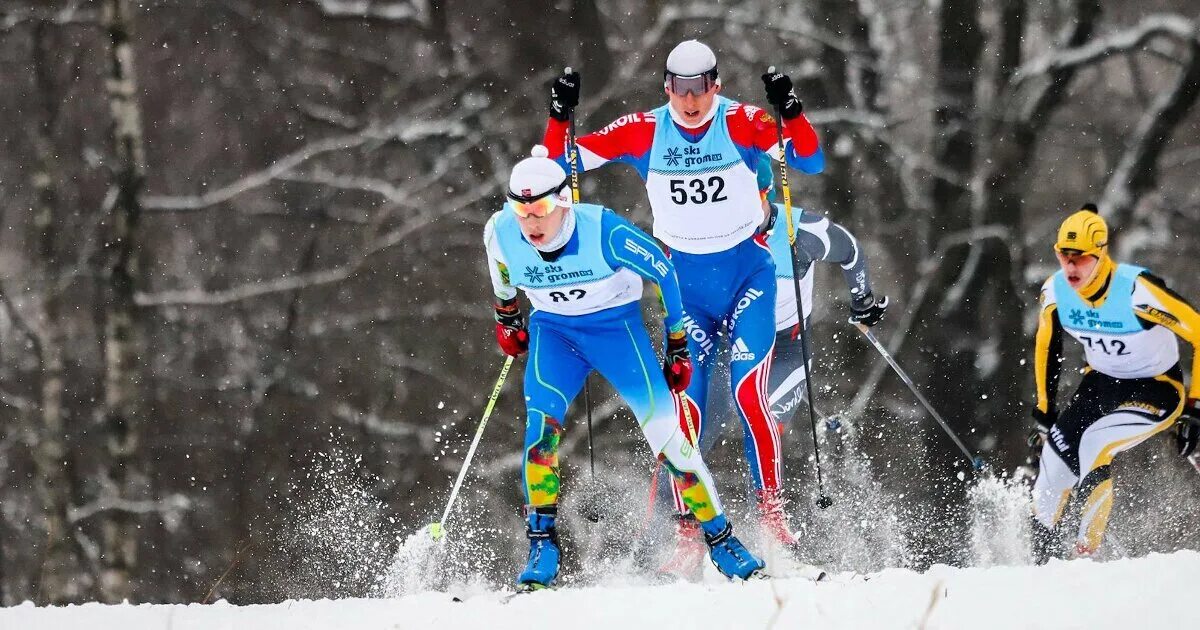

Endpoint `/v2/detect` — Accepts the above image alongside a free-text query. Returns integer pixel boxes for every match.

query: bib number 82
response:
[669,176,727,205]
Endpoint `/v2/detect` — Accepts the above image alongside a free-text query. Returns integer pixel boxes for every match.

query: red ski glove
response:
[662,331,692,393]
[494,299,528,357]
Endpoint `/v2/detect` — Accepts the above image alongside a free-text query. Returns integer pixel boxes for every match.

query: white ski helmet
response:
[665,40,720,81]
[507,145,571,208]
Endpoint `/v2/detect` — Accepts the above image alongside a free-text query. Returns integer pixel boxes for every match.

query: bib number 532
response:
[669,176,727,205]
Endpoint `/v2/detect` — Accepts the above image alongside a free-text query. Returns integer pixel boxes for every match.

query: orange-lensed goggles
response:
[507,196,558,218]
[507,185,566,218]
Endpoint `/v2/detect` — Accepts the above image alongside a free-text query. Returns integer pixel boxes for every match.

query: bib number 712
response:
[1079,335,1131,356]
[669,176,727,205]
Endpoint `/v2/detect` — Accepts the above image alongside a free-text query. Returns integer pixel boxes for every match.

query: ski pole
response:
[584,379,595,479]
[564,67,582,206]
[563,68,599,485]
[564,69,603,521]
[770,70,832,509]
[851,322,985,470]
[429,355,514,540]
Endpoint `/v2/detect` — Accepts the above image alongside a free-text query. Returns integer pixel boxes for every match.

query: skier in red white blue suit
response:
[541,40,826,564]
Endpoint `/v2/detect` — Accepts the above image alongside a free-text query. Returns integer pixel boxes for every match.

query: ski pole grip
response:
[767,65,776,74]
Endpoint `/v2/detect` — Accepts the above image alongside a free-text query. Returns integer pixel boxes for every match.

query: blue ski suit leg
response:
[523,304,724,521]
[672,235,782,494]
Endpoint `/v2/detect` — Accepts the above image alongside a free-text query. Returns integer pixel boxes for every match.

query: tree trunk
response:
[30,19,88,605]
[922,0,984,434]
[98,0,148,603]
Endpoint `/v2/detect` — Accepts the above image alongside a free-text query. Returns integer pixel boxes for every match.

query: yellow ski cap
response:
[1054,203,1108,256]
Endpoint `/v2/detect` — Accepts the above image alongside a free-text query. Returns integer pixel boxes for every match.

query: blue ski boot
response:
[702,515,765,580]
[518,507,560,589]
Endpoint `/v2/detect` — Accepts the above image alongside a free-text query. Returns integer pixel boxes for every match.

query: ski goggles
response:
[506,184,568,218]
[664,71,718,97]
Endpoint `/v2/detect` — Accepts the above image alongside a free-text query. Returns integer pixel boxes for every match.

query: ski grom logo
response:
[523,263,595,285]
[662,145,725,169]
[523,265,546,284]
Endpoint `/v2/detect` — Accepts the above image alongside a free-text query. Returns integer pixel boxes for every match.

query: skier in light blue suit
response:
[483,146,764,589]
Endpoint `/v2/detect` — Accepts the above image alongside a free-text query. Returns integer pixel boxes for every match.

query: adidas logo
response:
[731,337,756,362]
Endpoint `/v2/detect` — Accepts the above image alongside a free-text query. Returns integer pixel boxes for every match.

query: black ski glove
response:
[1031,408,1056,431]
[761,69,803,120]
[850,293,888,327]
[1175,399,1200,457]
[548,70,581,122]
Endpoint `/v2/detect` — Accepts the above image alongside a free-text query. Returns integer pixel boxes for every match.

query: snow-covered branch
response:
[1015,14,1196,83]
[0,3,95,31]
[305,0,421,23]
[1102,35,1200,233]
[134,264,360,307]
[69,494,192,528]
[142,119,466,212]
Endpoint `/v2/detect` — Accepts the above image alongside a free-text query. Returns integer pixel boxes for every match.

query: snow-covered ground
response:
[5,550,1196,629]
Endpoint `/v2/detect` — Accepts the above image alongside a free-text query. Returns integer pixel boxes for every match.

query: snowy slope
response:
[4,551,1197,630]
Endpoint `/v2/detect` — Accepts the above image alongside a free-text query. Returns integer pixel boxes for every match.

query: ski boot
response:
[658,514,707,580]
[757,489,800,548]
[702,515,765,580]
[518,507,560,589]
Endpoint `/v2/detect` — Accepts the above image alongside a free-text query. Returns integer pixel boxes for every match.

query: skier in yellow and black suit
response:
[1030,203,1200,563]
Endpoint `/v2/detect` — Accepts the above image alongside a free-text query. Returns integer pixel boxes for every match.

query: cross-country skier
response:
[657,159,890,577]
[484,146,765,589]
[1029,204,1200,562]
[541,39,825,559]
[756,157,888,423]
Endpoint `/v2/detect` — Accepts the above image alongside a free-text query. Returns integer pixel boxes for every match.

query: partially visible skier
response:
[756,157,888,423]
[541,39,825,560]
[483,146,765,589]
[1029,204,1200,562]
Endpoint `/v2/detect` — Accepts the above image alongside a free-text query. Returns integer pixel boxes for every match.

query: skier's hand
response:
[494,299,529,357]
[1031,408,1056,431]
[850,293,888,327]
[1175,399,1200,457]
[761,69,803,120]
[549,69,581,122]
[662,331,692,393]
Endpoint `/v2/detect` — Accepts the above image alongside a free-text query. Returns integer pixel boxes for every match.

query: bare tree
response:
[97,0,148,602]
